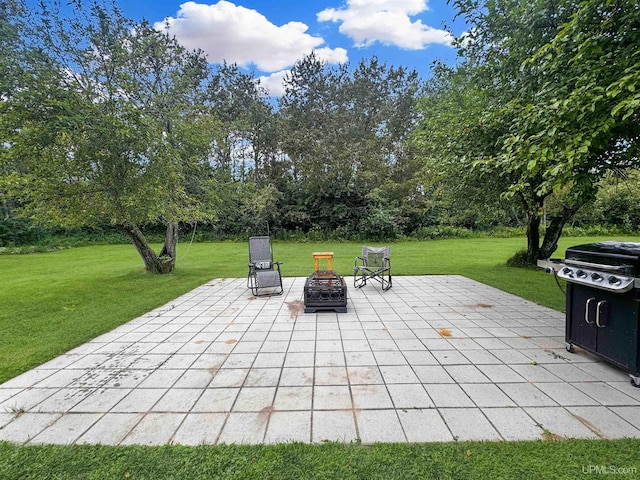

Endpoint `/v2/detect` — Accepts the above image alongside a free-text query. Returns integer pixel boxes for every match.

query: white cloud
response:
[314,46,349,64]
[155,1,347,72]
[457,29,473,48]
[257,46,348,97]
[257,70,290,97]
[317,0,453,50]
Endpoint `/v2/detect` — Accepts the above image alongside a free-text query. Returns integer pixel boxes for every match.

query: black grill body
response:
[562,242,640,386]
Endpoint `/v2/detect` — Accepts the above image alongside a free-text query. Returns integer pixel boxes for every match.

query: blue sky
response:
[83,1,467,96]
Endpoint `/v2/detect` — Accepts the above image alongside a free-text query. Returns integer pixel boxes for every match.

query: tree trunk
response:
[524,204,579,265]
[120,224,162,273]
[158,222,178,273]
[525,212,542,264]
[539,205,579,259]
[120,223,178,274]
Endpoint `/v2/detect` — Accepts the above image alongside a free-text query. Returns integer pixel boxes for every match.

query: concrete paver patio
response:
[1,275,640,445]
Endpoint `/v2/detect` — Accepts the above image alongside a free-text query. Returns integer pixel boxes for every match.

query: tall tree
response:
[454,0,576,263]
[412,64,523,231]
[0,0,27,235]
[207,63,277,182]
[499,0,640,258]
[1,0,218,272]
[205,63,282,236]
[278,54,424,236]
[417,0,639,263]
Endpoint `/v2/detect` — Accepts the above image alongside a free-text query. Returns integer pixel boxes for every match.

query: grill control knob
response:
[608,276,621,285]
[591,272,602,281]
[576,270,587,278]
[561,267,574,278]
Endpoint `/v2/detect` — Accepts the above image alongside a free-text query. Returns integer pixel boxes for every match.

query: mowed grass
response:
[2,235,640,479]
[1,439,640,480]
[1,235,636,383]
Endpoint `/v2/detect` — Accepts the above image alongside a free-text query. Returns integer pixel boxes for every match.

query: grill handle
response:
[564,259,629,273]
[596,300,608,328]
[585,298,596,324]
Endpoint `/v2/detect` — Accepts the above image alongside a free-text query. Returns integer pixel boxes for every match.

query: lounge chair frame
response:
[247,236,283,296]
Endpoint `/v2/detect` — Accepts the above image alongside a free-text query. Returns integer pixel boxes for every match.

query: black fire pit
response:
[304,270,347,313]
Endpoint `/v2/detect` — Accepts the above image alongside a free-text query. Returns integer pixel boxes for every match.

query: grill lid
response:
[538,241,640,293]
[565,241,640,274]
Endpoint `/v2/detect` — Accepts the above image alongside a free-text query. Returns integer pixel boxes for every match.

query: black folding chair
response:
[247,236,283,296]
[354,246,392,291]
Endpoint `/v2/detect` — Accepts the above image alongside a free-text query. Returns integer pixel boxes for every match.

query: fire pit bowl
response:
[303,270,347,313]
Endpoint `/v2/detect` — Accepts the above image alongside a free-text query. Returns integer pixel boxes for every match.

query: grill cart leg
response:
[630,374,640,388]
[565,342,575,353]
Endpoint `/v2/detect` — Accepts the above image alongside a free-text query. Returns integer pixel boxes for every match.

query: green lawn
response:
[2,236,640,479]
[1,439,639,479]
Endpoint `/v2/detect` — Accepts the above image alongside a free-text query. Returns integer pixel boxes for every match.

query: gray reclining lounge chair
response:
[247,236,283,296]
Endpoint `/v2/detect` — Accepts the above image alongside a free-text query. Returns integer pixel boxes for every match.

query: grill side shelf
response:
[537,259,564,272]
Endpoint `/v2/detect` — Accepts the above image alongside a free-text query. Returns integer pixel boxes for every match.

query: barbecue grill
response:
[538,241,640,387]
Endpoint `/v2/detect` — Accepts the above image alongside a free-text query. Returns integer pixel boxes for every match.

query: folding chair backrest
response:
[363,246,389,269]
[249,236,273,267]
